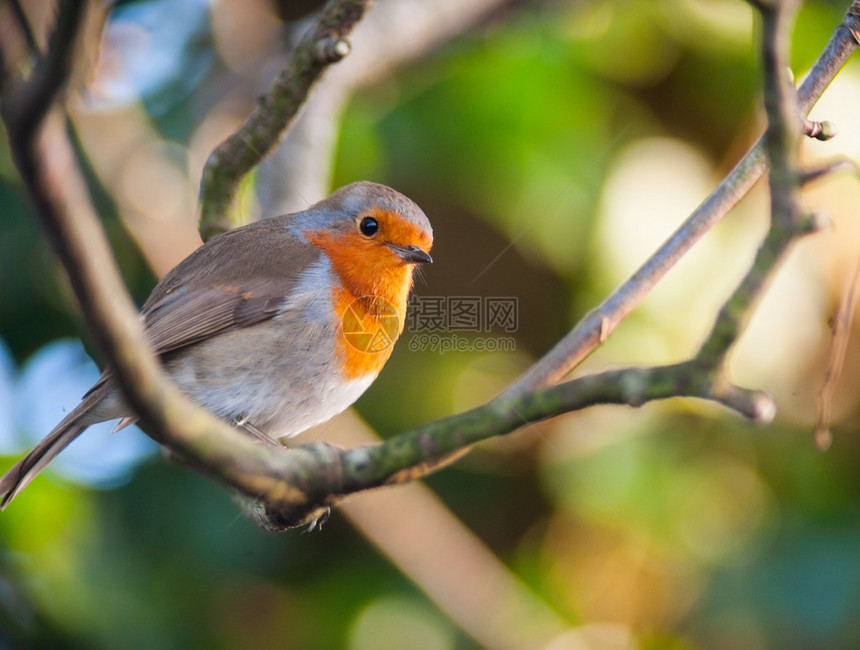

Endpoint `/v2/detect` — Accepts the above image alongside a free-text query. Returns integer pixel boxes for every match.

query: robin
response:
[0,181,433,507]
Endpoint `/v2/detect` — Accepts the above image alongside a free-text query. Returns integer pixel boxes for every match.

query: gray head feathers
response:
[288,182,432,240]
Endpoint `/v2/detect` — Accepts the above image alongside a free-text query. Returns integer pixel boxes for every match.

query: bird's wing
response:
[140,217,324,356]
[142,284,286,356]
[81,218,324,399]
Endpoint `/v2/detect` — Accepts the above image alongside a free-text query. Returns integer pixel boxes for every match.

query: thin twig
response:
[815,251,860,450]
[2,0,83,134]
[8,0,40,58]
[696,0,809,373]
[802,156,860,184]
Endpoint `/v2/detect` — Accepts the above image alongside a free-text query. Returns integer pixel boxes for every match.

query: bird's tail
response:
[0,405,90,509]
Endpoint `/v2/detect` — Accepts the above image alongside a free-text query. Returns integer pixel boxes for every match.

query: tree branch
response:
[241,361,777,531]
[0,0,336,526]
[680,0,809,396]
[3,0,859,532]
[502,0,860,400]
[256,0,510,214]
[1,0,83,130]
[197,0,372,240]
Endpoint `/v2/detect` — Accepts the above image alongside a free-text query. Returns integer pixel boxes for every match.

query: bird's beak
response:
[389,244,433,264]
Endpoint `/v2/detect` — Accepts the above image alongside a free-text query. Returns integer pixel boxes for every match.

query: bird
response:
[0,181,433,508]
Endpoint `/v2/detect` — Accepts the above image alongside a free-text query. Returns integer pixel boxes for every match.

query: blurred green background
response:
[2,0,860,648]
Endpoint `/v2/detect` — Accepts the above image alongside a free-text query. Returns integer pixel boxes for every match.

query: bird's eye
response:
[359,216,379,237]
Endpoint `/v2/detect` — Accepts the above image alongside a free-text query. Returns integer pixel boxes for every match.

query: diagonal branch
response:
[198,0,372,240]
[0,2,296,509]
[502,0,860,400]
[241,361,777,530]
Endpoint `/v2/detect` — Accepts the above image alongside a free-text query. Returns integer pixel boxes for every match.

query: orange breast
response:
[307,223,419,381]
[330,287,403,380]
